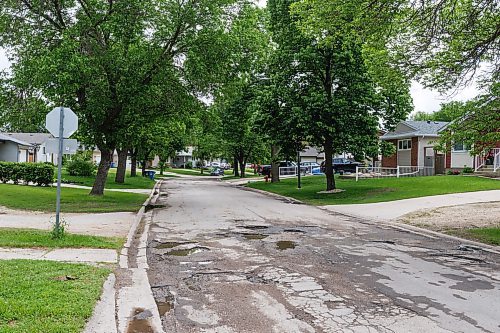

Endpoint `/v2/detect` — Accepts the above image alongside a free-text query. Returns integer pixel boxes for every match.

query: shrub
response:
[66,151,96,176]
[185,161,193,169]
[447,170,461,175]
[0,162,54,186]
[462,166,474,174]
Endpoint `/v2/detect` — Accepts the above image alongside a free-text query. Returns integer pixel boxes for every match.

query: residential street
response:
[146,178,500,333]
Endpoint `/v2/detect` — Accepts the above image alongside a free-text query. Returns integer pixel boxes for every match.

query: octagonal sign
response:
[45,107,78,138]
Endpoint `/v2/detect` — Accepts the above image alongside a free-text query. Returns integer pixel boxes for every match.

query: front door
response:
[435,154,445,174]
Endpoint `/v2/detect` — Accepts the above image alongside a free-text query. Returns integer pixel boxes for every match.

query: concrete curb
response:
[84,273,117,333]
[238,184,500,255]
[115,180,165,333]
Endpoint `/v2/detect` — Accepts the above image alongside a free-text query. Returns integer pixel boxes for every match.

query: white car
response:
[210,162,221,167]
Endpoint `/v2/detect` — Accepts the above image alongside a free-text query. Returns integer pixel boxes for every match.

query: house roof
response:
[300,146,325,158]
[381,121,449,140]
[0,133,32,147]
[5,133,53,145]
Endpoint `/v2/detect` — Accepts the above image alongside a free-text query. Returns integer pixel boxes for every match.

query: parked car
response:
[320,158,363,173]
[210,167,225,176]
[210,162,221,168]
[260,161,305,177]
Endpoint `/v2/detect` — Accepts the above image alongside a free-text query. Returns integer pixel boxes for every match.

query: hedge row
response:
[0,162,54,186]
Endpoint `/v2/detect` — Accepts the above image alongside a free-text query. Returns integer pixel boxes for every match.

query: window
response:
[398,139,412,150]
[452,142,469,152]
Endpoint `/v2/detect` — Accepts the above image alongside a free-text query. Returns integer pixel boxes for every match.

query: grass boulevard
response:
[248,175,500,205]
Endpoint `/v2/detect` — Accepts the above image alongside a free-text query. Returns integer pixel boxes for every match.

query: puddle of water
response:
[167,246,209,256]
[241,225,269,230]
[156,241,195,249]
[243,233,269,240]
[276,241,296,250]
[156,300,173,316]
[144,204,166,212]
[284,229,306,233]
[126,308,154,333]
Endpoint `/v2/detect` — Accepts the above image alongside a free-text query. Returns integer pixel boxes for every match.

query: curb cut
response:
[237,184,500,255]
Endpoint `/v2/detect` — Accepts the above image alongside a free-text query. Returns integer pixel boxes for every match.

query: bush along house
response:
[381,121,500,177]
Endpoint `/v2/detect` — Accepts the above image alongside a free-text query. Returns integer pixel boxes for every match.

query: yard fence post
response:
[356,166,359,182]
[397,166,400,178]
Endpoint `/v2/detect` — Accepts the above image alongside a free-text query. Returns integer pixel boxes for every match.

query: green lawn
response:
[248,175,500,205]
[0,260,110,333]
[62,168,155,189]
[0,183,147,213]
[0,229,124,249]
[447,228,500,246]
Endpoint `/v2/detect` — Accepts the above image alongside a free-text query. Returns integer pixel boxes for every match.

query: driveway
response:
[146,178,500,333]
[324,190,500,221]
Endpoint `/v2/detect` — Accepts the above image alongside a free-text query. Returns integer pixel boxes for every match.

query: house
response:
[4,133,55,163]
[300,147,325,164]
[380,121,449,173]
[0,133,33,162]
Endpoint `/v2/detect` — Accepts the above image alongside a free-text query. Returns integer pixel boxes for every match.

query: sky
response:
[0,9,480,116]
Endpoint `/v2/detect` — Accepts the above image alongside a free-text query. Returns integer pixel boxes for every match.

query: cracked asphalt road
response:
[146,178,500,333]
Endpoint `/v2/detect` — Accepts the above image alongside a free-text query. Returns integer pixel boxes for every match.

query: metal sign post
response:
[55,107,65,230]
[45,106,78,234]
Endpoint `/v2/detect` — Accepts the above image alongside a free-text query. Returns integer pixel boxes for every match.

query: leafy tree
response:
[437,82,500,155]
[411,101,465,122]
[292,0,499,91]
[0,0,250,195]
[269,0,412,191]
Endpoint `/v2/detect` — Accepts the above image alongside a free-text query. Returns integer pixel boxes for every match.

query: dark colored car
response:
[210,167,225,176]
[320,158,363,173]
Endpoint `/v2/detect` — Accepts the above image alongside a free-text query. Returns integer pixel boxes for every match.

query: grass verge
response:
[165,168,212,176]
[0,183,147,213]
[0,229,124,249]
[62,168,155,189]
[248,175,500,205]
[0,259,110,333]
[446,228,500,246]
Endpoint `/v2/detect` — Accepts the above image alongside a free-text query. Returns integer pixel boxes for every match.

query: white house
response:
[0,133,33,162]
[4,133,55,163]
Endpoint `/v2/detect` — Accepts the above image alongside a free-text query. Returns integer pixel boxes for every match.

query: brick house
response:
[380,121,449,173]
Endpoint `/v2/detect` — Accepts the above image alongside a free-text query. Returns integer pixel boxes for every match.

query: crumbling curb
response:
[115,180,164,333]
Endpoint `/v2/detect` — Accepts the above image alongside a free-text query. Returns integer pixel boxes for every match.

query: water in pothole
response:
[126,308,154,333]
[276,241,296,250]
[156,300,173,316]
[156,241,195,249]
[242,233,269,240]
[167,246,209,256]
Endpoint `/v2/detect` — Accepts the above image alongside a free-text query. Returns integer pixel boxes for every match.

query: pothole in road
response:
[156,300,174,316]
[167,246,210,256]
[155,241,196,249]
[144,203,166,212]
[276,241,296,250]
[239,225,269,230]
[242,233,269,240]
[284,229,307,233]
[126,308,154,333]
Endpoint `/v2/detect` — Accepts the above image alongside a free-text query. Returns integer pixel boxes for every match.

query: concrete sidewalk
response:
[59,183,152,194]
[324,190,500,221]
[0,247,117,263]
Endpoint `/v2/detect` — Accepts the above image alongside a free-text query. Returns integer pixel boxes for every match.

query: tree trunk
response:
[90,148,112,196]
[141,159,147,176]
[239,159,246,178]
[130,150,137,177]
[271,145,280,183]
[324,136,336,191]
[115,148,127,183]
[233,156,239,177]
